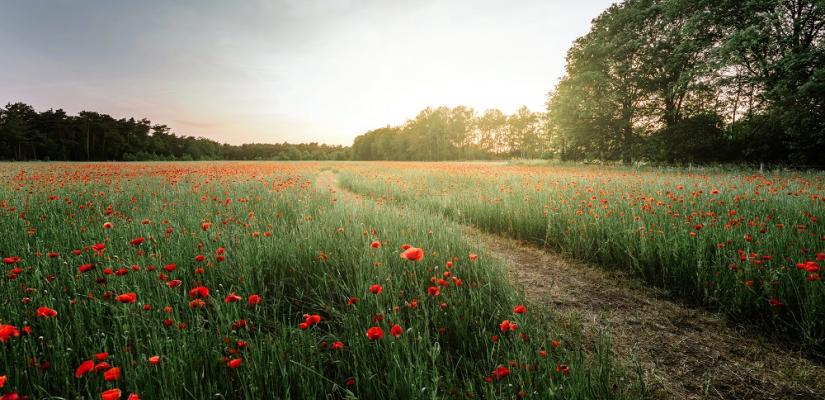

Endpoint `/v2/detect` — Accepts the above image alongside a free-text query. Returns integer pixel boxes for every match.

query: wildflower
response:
[37,306,58,318]
[116,293,137,303]
[100,389,122,400]
[366,326,384,340]
[75,360,94,378]
[390,324,403,338]
[400,247,424,262]
[513,305,527,314]
[369,284,383,294]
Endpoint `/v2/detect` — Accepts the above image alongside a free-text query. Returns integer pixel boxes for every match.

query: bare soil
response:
[318,171,825,400]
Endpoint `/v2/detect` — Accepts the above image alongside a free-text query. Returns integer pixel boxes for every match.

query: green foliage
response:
[0,103,351,161]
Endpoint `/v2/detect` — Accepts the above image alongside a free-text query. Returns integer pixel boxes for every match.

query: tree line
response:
[353,0,823,165]
[547,0,823,165]
[0,102,350,161]
[351,105,548,160]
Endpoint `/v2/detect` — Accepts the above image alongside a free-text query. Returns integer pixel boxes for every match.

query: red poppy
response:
[201,222,211,231]
[227,358,243,368]
[513,305,527,314]
[0,325,19,343]
[369,284,383,294]
[189,299,206,309]
[95,352,109,361]
[469,253,478,261]
[769,297,784,307]
[427,286,440,297]
[37,306,58,318]
[555,363,570,375]
[390,324,403,338]
[167,279,182,288]
[188,286,210,298]
[0,375,5,388]
[148,355,161,365]
[130,237,145,246]
[400,247,424,262]
[100,389,121,400]
[3,256,20,264]
[370,240,382,249]
[366,326,384,340]
[116,293,137,303]
[225,292,242,303]
[194,254,205,262]
[103,222,113,229]
[247,294,261,305]
[103,367,121,381]
[492,366,510,380]
[79,263,94,273]
[331,341,345,350]
[163,263,176,272]
[400,244,411,250]
[75,360,94,378]
[499,320,517,332]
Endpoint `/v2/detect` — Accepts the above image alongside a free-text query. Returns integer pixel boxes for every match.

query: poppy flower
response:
[0,325,19,343]
[102,222,113,229]
[227,358,243,368]
[103,367,121,381]
[201,222,211,231]
[225,292,242,303]
[95,352,109,361]
[513,305,527,314]
[130,237,145,246]
[769,297,784,307]
[92,243,106,253]
[163,263,176,272]
[79,263,94,273]
[127,394,139,400]
[427,286,440,297]
[469,253,478,261]
[247,294,261,305]
[390,324,403,338]
[0,375,5,388]
[555,363,570,375]
[188,286,210,298]
[94,362,112,372]
[331,341,345,350]
[116,293,137,303]
[148,356,161,365]
[400,247,424,262]
[75,360,94,378]
[100,389,121,400]
[492,366,510,380]
[499,320,517,332]
[167,279,182,288]
[194,254,205,262]
[369,284,383,294]
[366,326,384,340]
[37,306,58,318]
[2,256,20,264]
[370,241,381,249]
[189,299,206,309]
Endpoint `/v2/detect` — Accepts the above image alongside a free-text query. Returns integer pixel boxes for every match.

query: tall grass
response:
[338,162,825,355]
[0,162,636,399]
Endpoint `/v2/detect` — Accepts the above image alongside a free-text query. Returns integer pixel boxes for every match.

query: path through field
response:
[317,171,825,400]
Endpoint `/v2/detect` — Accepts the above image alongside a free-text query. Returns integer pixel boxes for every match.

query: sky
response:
[0,0,615,145]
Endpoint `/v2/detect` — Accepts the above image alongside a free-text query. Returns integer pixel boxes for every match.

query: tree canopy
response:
[0,103,350,161]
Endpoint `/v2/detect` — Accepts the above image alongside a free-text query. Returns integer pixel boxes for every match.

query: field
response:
[0,162,630,400]
[339,163,825,350]
[1,161,824,399]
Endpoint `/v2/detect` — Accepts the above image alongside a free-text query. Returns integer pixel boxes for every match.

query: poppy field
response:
[338,163,825,354]
[0,162,635,400]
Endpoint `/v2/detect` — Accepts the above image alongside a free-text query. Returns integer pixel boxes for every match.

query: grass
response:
[337,162,825,355]
[0,162,638,399]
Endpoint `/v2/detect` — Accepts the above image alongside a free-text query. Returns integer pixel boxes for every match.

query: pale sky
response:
[0,0,615,145]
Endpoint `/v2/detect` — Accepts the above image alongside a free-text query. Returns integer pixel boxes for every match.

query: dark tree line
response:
[548,0,824,165]
[0,102,350,161]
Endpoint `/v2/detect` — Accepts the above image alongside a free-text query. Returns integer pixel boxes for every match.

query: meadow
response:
[338,162,825,354]
[0,162,633,400]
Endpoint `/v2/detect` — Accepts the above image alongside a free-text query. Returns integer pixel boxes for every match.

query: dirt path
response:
[317,171,825,400]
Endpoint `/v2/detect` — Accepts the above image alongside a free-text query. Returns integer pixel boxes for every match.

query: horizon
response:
[0,0,614,146]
